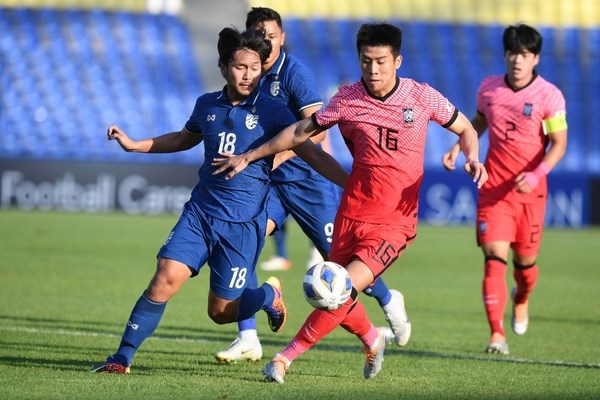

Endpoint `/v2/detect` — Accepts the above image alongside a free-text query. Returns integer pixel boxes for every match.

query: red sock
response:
[340,300,378,348]
[280,297,354,363]
[483,257,508,336]
[513,264,539,304]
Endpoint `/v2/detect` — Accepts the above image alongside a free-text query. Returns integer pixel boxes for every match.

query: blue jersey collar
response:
[265,50,287,78]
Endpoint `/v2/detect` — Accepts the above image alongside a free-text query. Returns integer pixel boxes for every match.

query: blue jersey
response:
[260,51,323,182]
[185,88,296,222]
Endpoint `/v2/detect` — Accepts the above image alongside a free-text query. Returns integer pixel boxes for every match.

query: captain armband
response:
[542,112,567,135]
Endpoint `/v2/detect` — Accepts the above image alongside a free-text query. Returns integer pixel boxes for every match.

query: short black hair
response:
[217,27,272,66]
[245,7,283,30]
[502,23,543,55]
[356,23,402,57]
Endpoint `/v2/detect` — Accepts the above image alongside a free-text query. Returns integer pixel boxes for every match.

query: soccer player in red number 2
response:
[213,23,487,383]
[443,24,568,355]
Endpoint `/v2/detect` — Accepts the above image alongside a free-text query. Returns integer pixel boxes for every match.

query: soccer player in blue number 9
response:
[213,7,413,364]
[90,27,296,374]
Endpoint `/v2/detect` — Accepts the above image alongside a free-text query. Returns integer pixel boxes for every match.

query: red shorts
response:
[476,196,546,257]
[330,214,417,279]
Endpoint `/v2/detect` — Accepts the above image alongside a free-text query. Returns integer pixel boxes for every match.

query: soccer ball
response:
[303,261,352,310]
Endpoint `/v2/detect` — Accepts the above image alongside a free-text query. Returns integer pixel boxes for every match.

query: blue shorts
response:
[267,171,341,255]
[157,201,266,300]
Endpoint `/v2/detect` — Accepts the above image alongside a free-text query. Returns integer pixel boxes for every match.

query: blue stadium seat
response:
[0,9,595,173]
[0,8,203,163]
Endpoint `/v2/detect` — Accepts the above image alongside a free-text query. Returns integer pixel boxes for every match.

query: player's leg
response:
[477,199,515,354]
[216,191,286,362]
[214,269,262,363]
[206,213,286,329]
[510,201,545,335]
[307,244,324,268]
[364,278,411,346]
[280,175,410,345]
[90,258,192,374]
[480,243,510,354]
[260,225,292,271]
[264,270,377,383]
[337,221,414,374]
[264,216,401,382]
[260,191,291,272]
[92,204,205,373]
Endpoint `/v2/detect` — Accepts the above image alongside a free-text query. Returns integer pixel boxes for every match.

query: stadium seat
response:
[0,7,202,164]
[0,8,596,173]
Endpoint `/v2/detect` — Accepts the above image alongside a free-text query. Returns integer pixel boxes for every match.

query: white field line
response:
[1,325,599,369]
[0,325,209,344]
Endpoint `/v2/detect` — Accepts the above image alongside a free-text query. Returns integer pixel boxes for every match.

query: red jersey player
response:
[443,23,568,355]
[213,23,487,382]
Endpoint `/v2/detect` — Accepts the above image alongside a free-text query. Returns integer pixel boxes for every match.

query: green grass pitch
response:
[1,209,599,399]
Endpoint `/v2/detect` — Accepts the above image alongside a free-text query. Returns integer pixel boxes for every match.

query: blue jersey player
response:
[90,28,295,374]
[214,7,413,364]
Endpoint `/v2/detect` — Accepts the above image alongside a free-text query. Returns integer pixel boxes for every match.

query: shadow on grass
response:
[3,313,599,372]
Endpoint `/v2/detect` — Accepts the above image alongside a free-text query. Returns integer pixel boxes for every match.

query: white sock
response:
[239,329,258,341]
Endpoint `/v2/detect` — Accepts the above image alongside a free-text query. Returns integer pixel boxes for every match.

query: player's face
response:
[253,19,285,71]
[221,48,263,104]
[504,49,539,89]
[359,45,402,97]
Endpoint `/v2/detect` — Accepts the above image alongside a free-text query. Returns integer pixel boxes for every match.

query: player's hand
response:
[212,152,250,180]
[442,144,460,171]
[107,125,136,152]
[514,171,539,193]
[464,160,488,189]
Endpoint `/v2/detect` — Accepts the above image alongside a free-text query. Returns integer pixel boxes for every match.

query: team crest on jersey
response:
[245,114,259,129]
[523,103,533,117]
[403,108,415,124]
[270,81,280,96]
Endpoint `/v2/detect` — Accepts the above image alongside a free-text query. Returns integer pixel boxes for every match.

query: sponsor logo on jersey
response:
[403,108,415,124]
[246,114,259,129]
[479,221,487,233]
[523,103,533,117]
[206,114,216,121]
[270,81,280,97]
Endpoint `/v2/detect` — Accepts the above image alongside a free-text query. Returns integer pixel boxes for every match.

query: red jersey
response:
[477,73,567,204]
[314,78,458,225]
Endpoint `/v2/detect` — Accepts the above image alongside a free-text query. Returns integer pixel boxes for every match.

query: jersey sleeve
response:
[286,61,323,113]
[313,89,345,129]
[184,96,204,134]
[426,84,458,127]
[475,77,493,115]
[542,86,567,135]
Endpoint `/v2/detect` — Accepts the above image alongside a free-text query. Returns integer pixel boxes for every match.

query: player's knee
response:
[146,274,177,300]
[207,305,236,325]
[513,258,536,269]
[484,255,507,265]
[208,311,228,325]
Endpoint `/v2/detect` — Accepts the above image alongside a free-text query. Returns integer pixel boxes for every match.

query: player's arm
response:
[442,112,488,171]
[515,113,568,193]
[272,104,325,169]
[212,117,322,179]
[445,111,488,188]
[292,140,348,188]
[107,125,203,153]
